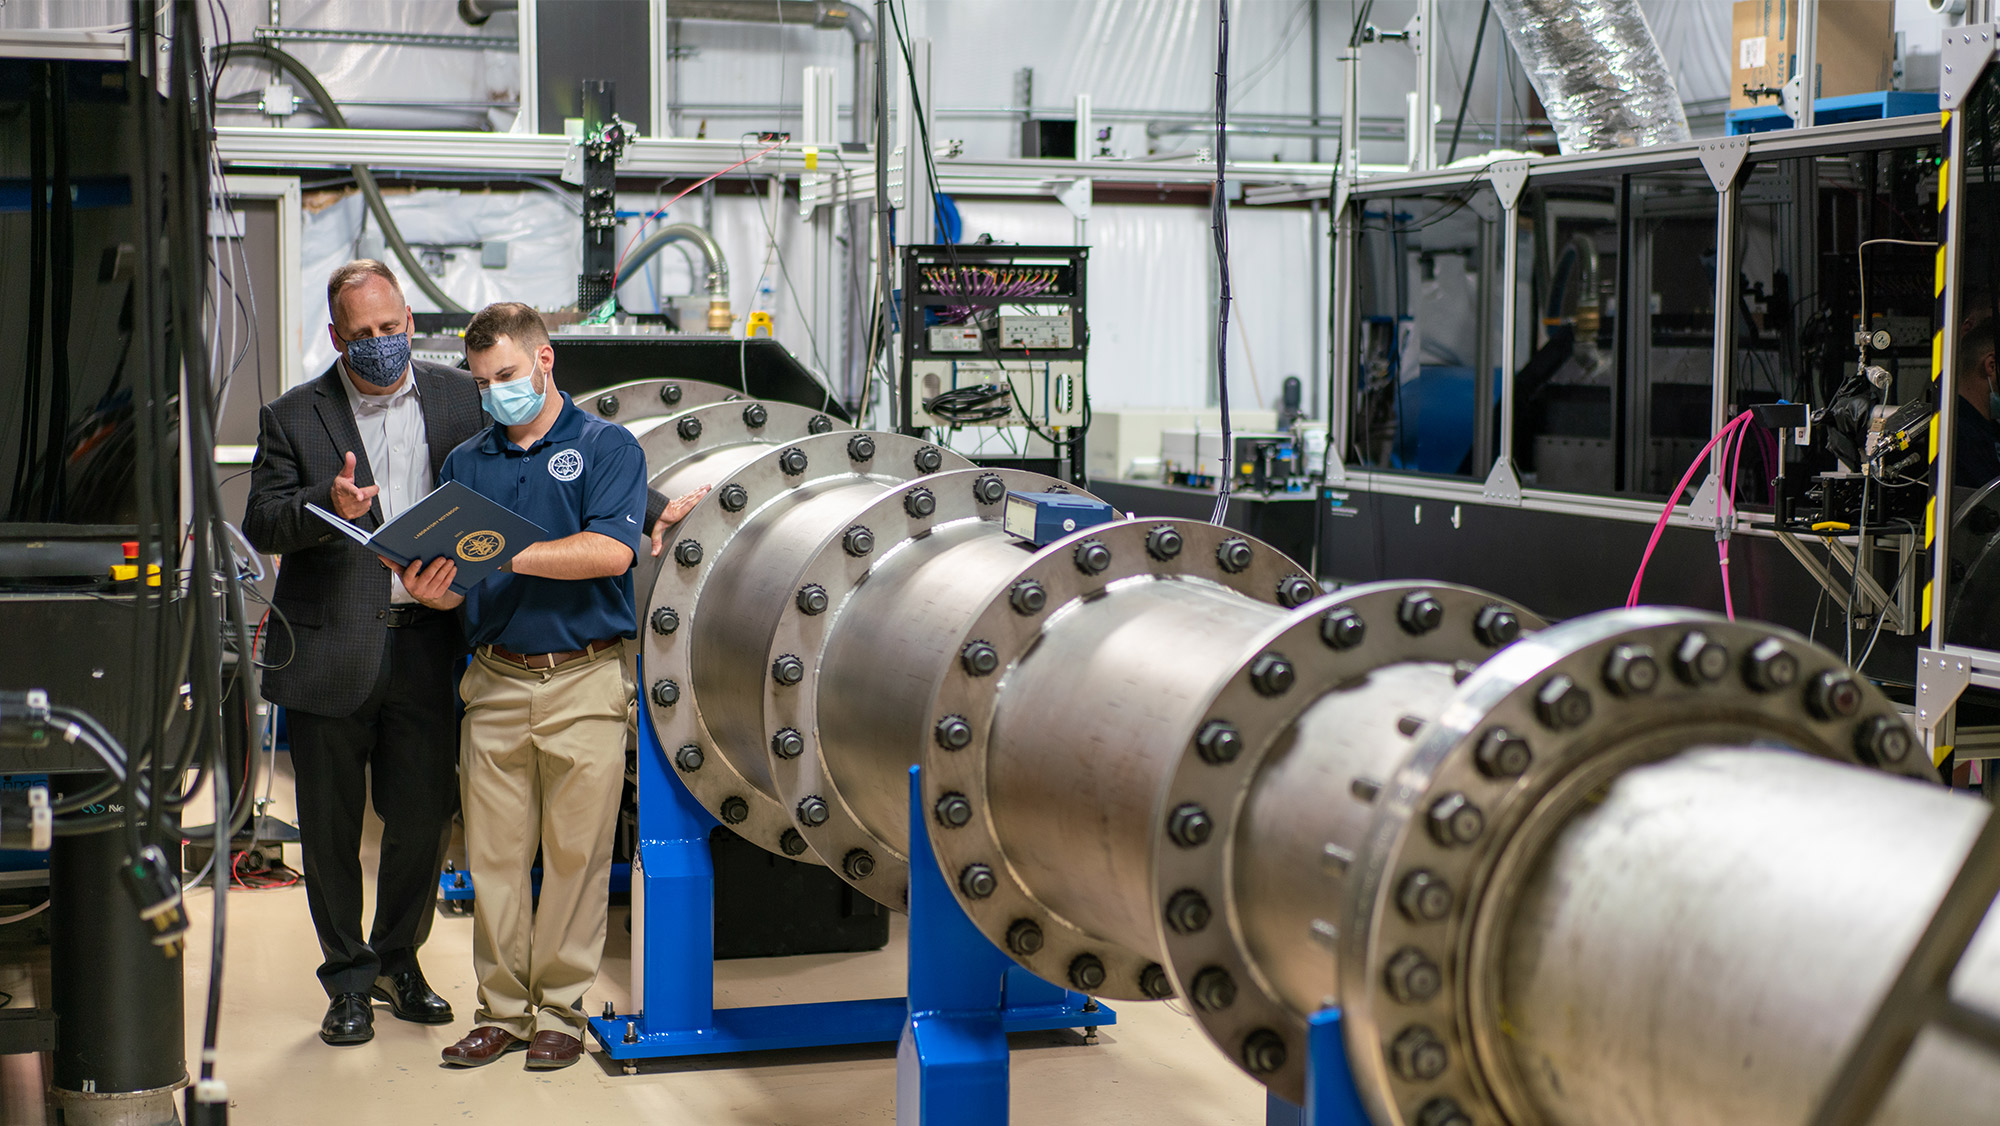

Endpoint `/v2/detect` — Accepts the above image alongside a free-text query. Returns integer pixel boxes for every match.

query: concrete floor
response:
[0,754,1267,1125]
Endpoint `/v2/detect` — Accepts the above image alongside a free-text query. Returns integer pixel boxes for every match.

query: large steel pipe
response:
[620,416,1996,1122]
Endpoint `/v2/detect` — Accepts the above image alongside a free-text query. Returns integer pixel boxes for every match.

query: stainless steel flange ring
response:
[1153,582,1544,1103]
[764,468,1098,908]
[581,375,841,436]
[1339,607,1931,1126]
[633,398,844,500]
[645,430,969,858]
[922,519,1315,1002]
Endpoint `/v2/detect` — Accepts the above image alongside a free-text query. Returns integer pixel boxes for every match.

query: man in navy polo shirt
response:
[392,301,666,1071]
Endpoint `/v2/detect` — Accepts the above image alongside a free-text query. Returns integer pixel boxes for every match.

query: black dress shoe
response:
[320,992,374,1045]
[370,968,454,1024]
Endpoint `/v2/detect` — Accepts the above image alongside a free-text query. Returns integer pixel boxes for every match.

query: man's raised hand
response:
[332,451,379,520]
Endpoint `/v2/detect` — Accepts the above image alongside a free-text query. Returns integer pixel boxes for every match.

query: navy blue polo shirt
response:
[439,391,647,652]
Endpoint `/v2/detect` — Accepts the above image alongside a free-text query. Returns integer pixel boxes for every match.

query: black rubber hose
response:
[212,41,468,314]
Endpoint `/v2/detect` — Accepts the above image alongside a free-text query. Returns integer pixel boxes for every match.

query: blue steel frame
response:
[1264,1009,1373,1126]
[585,672,1110,1079]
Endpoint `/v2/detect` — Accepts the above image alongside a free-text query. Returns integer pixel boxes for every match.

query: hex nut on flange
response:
[673,539,703,567]
[1074,540,1112,574]
[650,606,680,635]
[1603,644,1661,696]
[658,383,683,406]
[770,728,805,759]
[777,447,809,475]
[796,796,830,827]
[771,655,806,686]
[807,414,834,434]
[961,641,1000,677]
[673,744,704,772]
[675,416,703,441]
[1418,1097,1473,1126]
[1397,870,1453,922]
[1391,1026,1449,1081]
[1068,954,1107,991]
[796,584,829,615]
[741,402,768,428]
[1398,591,1444,635]
[1139,964,1174,999]
[719,796,748,824]
[717,484,748,512]
[842,526,875,557]
[959,864,997,899]
[1146,525,1184,560]
[1006,919,1045,955]
[1856,714,1914,764]
[1426,793,1484,847]
[1474,728,1533,779]
[1675,631,1730,684]
[1536,675,1593,729]
[1216,538,1254,573]
[1165,889,1212,934]
[1807,669,1862,718]
[1745,638,1800,692]
[1475,603,1521,647]
[904,487,936,518]
[842,850,874,880]
[651,680,680,707]
[1191,966,1237,1011]
[779,829,808,856]
[1009,579,1047,615]
[934,792,973,828]
[935,715,973,750]
[1241,1030,1287,1075]
[595,393,620,416]
[846,434,876,462]
[972,474,1006,504]
[1195,719,1244,765]
[1385,947,1443,1004]
[1168,803,1214,848]
[1321,608,1366,650]
[1249,653,1295,697]
[1276,576,1317,608]
[913,446,944,473]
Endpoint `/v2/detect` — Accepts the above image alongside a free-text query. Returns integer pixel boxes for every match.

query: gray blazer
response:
[242,361,486,717]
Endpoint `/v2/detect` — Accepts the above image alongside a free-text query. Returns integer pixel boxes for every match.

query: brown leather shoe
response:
[441,1026,528,1068]
[525,1030,584,1070]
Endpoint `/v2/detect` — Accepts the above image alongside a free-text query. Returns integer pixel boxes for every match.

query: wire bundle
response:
[922,266,1060,324]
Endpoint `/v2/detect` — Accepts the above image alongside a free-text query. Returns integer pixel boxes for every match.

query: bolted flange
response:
[1808,670,1863,719]
[779,829,808,856]
[1417,1098,1472,1126]
[847,434,876,462]
[973,474,1007,504]
[1536,674,1592,729]
[674,744,704,772]
[935,714,973,750]
[796,796,830,827]
[1321,607,1366,650]
[1426,792,1484,847]
[842,525,875,557]
[658,383,683,406]
[913,446,944,473]
[904,487,936,517]
[1398,590,1444,634]
[741,402,768,429]
[676,415,703,441]
[1855,714,1914,764]
[771,728,805,759]
[1146,525,1184,561]
[650,606,680,636]
[1241,1030,1287,1076]
[717,483,748,512]
[673,539,703,567]
[807,414,835,434]
[1139,963,1175,999]
[719,796,749,824]
[651,679,680,707]
[595,393,620,417]
[843,849,875,880]
[1276,575,1317,608]
[777,447,809,475]
[1216,537,1255,573]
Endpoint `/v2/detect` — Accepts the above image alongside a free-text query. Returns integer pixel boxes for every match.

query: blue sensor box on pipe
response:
[1002,491,1117,546]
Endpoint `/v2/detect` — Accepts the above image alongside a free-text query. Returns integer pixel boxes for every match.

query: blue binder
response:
[308,480,550,596]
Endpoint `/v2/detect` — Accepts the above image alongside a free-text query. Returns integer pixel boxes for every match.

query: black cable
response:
[12,62,49,521]
[1445,3,1492,167]
[923,384,1013,424]
[1211,0,1234,525]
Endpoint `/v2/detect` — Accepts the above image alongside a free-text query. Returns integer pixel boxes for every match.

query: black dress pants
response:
[286,612,460,996]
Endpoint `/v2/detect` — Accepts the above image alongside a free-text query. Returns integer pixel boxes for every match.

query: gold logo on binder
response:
[456,530,505,562]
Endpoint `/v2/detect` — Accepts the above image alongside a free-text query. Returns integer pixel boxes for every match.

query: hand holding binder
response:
[308,480,550,597]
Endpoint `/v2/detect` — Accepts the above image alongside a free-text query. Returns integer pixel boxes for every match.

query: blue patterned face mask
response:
[482,363,547,426]
[340,330,410,387]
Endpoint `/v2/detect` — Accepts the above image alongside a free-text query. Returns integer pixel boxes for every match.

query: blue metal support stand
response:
[897,766,1110,1124]
[586,670,1110,1078]
[1264,1009,1372,1126]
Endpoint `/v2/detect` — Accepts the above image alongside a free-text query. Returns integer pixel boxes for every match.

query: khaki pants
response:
[459,640,632,1038]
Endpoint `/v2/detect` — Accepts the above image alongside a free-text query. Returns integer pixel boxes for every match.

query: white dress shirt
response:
[340,363,432,604]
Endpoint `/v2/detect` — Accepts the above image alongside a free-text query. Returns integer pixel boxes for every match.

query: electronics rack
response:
[898,244,1089,483]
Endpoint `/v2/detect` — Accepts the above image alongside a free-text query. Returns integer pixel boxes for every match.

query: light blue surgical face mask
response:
[1988,390,2000,422]
[482,363,547,426]
[339,330,411,387]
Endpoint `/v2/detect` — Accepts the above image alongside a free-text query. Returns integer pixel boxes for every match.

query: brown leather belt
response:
[482,638,619,671]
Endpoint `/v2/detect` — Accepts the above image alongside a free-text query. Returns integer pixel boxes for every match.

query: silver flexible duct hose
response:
[619,223,733,332]
[1488,0,1691,153]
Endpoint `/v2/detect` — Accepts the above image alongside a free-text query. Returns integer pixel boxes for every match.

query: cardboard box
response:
[1731,1,1895,111]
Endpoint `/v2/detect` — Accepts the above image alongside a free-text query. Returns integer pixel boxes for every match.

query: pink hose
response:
[1627,410,1755,609]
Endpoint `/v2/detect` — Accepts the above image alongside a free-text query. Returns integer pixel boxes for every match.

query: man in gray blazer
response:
[244,260,698,1046]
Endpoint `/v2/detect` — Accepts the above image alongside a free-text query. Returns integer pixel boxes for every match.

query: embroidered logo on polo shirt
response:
[548,448,584,481]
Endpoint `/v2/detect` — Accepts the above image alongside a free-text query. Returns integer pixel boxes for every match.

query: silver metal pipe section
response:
[619,403,1994,1120]
[1486,0,1690,153]
[665,0,875,146]
[617,223,733,331]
